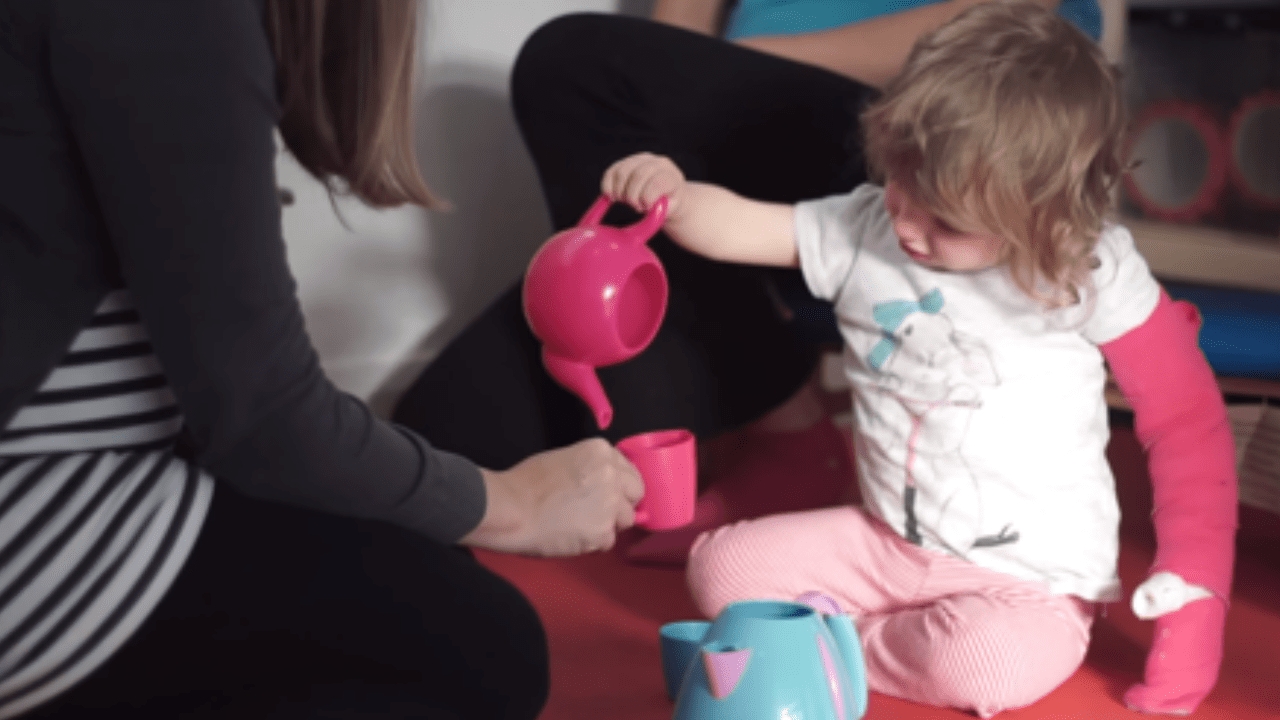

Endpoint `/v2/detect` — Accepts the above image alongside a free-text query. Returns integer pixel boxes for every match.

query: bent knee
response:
[471,585,550,719]
[926,597,1088,717]
[685,514,826,619]
[686,525,739,618]
[688,508,871,619]
[511,13,618,96]
[685,520,789,618]
[435,563,550,719]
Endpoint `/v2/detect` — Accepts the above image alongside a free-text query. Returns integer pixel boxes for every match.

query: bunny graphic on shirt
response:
[867,288,1017,553]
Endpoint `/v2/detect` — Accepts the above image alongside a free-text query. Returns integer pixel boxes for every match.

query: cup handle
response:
[620,445,647,527]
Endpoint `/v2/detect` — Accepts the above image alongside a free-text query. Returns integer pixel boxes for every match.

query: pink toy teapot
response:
[522,194,669,429]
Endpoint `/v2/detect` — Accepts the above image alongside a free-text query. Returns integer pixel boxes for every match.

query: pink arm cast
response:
[1100,290,1239,714]
[1099,290,1238,601]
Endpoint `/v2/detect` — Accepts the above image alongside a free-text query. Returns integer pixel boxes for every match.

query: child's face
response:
[883,181,1007,273]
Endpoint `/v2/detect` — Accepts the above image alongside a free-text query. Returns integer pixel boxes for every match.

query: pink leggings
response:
[687,506,1094,718]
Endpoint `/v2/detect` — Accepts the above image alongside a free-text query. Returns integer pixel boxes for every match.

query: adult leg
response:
[510,13,873,440]
[390,282,590,471]
[687,506,1093,717]
[25,486,549,720]
[394,13,874,459]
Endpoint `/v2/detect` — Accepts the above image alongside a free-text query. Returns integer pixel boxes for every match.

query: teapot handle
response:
[576,194,670,244]
[577,194,614,227]
[824,613,869,720]
[626,194,669,245]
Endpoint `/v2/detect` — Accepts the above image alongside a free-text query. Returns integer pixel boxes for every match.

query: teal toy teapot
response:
[660,594,869,720]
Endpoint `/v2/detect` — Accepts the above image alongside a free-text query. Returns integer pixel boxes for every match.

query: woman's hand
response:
[651,0,725,35]
[461,438,645,557]
[602,152,688,221]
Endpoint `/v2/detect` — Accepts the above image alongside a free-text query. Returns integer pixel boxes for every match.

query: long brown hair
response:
[264,0,446,209]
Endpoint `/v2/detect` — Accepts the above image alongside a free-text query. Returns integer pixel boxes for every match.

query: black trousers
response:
[24,487,549,720]
[393,13,875,470]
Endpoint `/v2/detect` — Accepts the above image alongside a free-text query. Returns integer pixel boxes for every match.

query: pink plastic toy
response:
[522,194,670,429]
[617,429,697,530]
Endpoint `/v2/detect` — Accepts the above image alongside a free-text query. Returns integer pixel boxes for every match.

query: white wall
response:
[276,1,642,416]
[274,0,1140,418]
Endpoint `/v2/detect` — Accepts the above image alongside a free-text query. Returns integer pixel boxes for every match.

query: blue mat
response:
[1165,281,1280,382]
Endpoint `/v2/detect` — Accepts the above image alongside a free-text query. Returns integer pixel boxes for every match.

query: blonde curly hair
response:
[862,0,1127,306]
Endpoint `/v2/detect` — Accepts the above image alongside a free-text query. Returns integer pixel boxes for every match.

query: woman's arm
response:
[734,0,1060,88]
[651,0,725,35]
[46,0,489,543]
[44,0,646,558]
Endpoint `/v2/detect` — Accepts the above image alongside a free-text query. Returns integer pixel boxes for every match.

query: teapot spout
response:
[543,350,614,429]
[702,645,752,700]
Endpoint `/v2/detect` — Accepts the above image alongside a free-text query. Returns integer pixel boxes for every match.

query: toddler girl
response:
[601,1,1237,716]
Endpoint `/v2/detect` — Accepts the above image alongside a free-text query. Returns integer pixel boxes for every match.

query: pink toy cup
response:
[618,429,696,531]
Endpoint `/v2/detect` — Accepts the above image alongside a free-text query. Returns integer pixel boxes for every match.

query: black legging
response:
[393,13,874,470]
[24,486,548,720]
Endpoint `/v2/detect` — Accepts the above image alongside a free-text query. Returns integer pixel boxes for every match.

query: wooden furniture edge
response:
[1125,215,1280,295]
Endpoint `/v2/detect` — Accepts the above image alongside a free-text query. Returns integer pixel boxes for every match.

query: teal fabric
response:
[724,0,1102,42]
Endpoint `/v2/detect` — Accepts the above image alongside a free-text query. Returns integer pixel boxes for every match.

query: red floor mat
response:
[478,428,1280,719]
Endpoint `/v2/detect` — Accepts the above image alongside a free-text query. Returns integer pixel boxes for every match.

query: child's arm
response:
[1101,291,1237,602]
[602,153,799,268]
[1100,290,1238,716]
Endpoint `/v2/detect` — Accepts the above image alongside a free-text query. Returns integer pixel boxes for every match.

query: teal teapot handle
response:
[798,592,869,719]
[824,612,869,719]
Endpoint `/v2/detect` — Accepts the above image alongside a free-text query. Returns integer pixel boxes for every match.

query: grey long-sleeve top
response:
[0,0,486,543]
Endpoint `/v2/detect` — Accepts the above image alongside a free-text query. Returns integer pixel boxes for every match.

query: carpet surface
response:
[477,427,1280,719]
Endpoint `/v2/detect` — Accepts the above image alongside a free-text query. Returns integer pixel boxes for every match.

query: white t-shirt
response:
[795,184,1162,601]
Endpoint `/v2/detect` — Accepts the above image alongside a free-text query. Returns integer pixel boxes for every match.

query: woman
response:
[0,1,641,717]
[393,0,1097,563]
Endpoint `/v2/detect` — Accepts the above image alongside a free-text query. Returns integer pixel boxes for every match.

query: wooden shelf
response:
[1123,215,1280,294]
[1108,216,1280,408]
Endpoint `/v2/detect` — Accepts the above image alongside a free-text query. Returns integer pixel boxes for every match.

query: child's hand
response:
[602,152,686,219]
[1131,571,1213,620]
[602,152,798,268]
